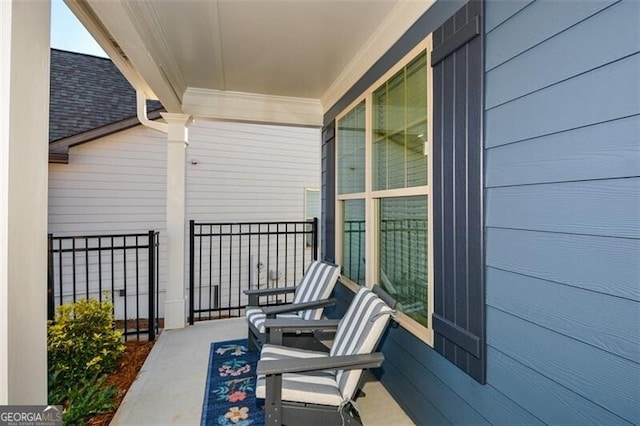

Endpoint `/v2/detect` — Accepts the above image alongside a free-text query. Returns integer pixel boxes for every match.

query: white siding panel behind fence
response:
[49,126,168,319]
[187,121,320,221]
[48,120,321,320]
[186,121,321,312]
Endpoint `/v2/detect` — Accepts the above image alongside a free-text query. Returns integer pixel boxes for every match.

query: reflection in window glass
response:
[337,101,366,194]
[379,196,428,326]
[342,199,366,285]
[336,46,431,332]
[373,52,428,191]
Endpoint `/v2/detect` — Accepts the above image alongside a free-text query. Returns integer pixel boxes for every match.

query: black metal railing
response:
[189,218,318,324]
[379,218,428,325]
[47,231,160,341]
[343,220,366,285]
[342,218,428,325]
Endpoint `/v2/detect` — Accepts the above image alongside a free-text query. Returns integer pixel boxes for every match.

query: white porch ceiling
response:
[66,0,434,126]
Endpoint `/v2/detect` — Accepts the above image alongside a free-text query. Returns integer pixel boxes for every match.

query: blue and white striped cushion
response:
[330,287,393,401]
[256,344,343,406]
[292,261,340,321]
[245,308,300,333]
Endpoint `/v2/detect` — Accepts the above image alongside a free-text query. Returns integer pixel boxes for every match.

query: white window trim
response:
[335,37,434,346]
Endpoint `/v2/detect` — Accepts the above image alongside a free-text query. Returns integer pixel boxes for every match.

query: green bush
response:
[60,377,118,425]
[48,298,125,424]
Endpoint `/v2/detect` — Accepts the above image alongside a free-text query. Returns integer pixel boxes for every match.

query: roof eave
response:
[48,109,165,164]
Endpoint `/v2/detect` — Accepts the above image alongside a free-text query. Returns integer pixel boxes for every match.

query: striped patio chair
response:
[256,286,396,426]
[244,260,340,351]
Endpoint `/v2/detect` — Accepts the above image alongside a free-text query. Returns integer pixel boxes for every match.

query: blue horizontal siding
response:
[380,324,544,425]
[488,347,634,425]
[377,353,450,425]
[483,0,640,423]
[485,116,640,187]
[486,53,640,147]
[485,0,617,70]
[488,307,640,423]
[486,0,640,108]
[487,267,640,363]
[484,0,533,33]
[380,332,489,425]
[486,227,640,301]
[486,178,640,239]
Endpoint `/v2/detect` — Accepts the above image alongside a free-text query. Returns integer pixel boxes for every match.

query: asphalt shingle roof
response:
[49,49,162,143]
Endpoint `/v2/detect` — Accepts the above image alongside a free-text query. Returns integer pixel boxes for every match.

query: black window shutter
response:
[431,0,485,384]
[321,122,336,263]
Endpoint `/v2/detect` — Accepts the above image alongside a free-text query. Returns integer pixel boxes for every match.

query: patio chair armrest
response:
[264,318,340,332]
[244,286,297,305]
[264,318,340,345]
[257,353,385,376]
[261,298,336,317]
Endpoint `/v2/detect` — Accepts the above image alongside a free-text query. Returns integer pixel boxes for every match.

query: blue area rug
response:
[201,339,265,426]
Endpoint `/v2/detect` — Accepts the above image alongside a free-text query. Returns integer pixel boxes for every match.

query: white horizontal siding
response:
[185,121,320,317]
[186,120,320,222]
[48,125,167,235]
[48,120,321,321]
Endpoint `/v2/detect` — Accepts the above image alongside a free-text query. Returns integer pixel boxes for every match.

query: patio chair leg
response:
[264,374,283,426]
[342,402,363,426]
[269,327,283,345]
[248,330,259,352]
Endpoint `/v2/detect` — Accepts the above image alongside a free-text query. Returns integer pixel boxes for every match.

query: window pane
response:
[373,52,428,190]
[343,199,366,285]
[373,87,387,192]
[337,101,366,194]
[387,72,404,135]
[407,122,427,187]
[379,196,428,327]
[406,53,427,125]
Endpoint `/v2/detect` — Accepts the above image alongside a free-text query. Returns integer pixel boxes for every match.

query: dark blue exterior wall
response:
[324,0,640,424]
[483,0,639,423]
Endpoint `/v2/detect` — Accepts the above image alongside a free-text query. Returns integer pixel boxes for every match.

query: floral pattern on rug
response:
[201,339,264,426]
[218,359,252,377]
[212,377,254,402]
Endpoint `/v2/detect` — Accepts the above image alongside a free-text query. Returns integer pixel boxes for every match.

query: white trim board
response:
[182,88,323,127]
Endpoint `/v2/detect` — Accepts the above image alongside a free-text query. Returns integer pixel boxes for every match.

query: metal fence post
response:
[148,230,156,341]
[312,217,319,261]
[189,220,195,325]
[47,234,55,321]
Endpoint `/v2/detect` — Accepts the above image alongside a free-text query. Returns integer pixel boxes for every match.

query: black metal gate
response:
[189,219,318,323]
[47,231,160,341]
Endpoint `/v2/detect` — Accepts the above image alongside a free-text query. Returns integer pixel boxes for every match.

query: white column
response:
[0,0,50,404]
[162,113,193,330]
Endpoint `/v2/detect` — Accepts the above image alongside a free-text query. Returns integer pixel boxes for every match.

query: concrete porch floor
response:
[111,317,414,425]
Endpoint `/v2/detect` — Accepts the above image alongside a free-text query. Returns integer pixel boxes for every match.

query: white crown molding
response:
[320,0,436,113]
[182,88,323,127]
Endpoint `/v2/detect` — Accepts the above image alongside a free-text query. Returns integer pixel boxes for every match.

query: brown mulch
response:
[87,340,155,426]
[114,318,165,331]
